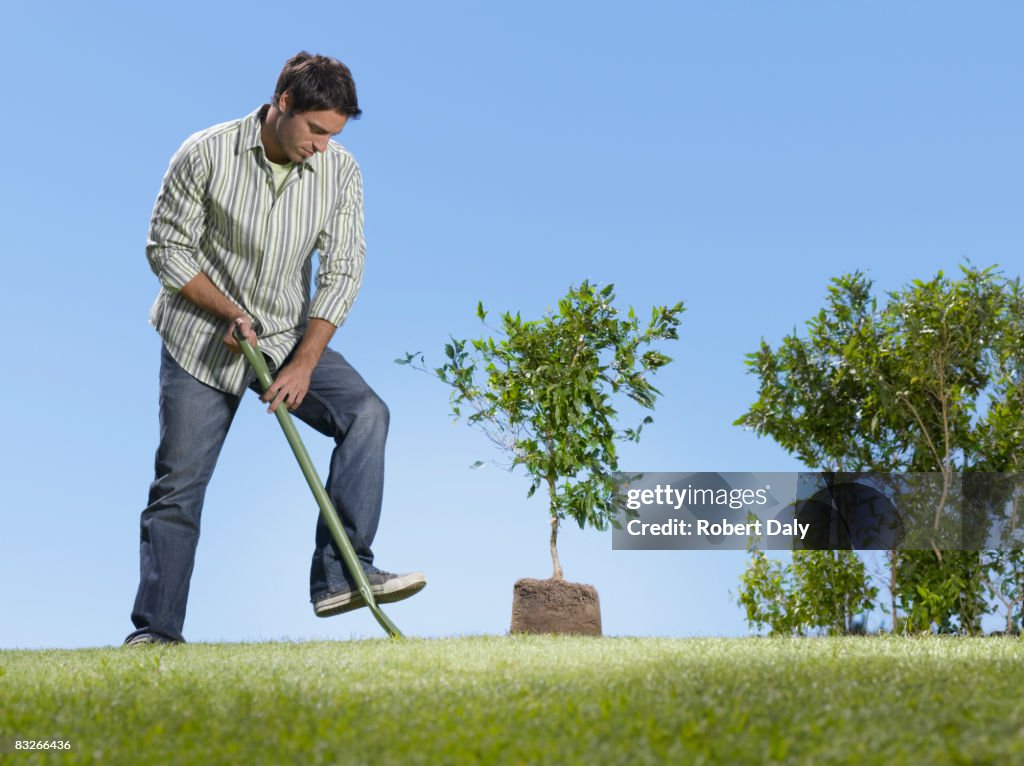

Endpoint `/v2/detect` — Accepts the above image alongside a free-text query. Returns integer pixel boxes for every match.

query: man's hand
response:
[260,318,337,413]
[261,358,314,413]
[223,315,258,354]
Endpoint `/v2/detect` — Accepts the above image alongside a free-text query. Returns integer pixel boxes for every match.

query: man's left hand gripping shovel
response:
[235,331,404,638]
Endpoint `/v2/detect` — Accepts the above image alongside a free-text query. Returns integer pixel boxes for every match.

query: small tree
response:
[400,281,684,580]
[737,547,796,635]
[737,547,877,636]
[734,272,896,633]
[791,550,879,634]
[736,264,1020,634]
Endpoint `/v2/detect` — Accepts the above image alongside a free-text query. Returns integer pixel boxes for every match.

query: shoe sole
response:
[314,573,426,618]
[123,634,179,646]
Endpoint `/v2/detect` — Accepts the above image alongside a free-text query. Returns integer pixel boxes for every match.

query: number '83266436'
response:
[10,739,74,751]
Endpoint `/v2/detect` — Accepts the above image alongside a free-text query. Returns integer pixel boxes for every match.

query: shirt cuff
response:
[155,249,202,292]
[309,291,351,328]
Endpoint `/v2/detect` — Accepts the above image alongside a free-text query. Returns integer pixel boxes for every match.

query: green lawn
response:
[2,635,1023,765]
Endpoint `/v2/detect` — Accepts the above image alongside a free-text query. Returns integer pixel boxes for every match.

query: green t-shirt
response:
[268,159,294,196]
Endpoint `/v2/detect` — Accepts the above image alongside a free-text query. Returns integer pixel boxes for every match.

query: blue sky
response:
[1,2,1021,648]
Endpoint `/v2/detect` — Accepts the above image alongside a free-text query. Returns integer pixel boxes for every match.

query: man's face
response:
[273,91,349,163]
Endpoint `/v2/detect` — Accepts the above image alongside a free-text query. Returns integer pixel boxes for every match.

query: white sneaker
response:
[313,569,426,618]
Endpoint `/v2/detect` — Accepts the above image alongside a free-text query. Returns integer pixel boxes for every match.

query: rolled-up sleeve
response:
[309,164,366,327]
[146,140,207,292]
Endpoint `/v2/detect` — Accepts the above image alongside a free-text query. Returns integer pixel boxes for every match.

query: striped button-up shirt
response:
[146,105,365,394]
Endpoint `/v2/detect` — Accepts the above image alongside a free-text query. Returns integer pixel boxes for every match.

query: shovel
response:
[235,332,404,639]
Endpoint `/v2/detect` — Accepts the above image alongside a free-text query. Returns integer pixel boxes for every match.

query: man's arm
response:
[148,139,258,353]
[308,163,365,326]
[178,272,258,353]
[147,141,206,294]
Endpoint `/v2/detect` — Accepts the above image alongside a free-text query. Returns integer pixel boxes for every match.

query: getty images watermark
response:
[611,472,1024,551]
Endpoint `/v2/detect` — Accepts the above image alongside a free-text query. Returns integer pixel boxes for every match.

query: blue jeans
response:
[128,343,389,643]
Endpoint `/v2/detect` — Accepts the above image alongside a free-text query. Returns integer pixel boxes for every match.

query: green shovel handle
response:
[234,330,403,639]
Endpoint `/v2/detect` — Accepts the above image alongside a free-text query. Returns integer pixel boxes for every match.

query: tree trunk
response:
[546,474,564,580]
[1007,589,1015,635]
[889,550,898,633]
[550,516,564,581]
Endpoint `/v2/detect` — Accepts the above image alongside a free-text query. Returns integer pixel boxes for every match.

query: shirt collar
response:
[237,105,317,173]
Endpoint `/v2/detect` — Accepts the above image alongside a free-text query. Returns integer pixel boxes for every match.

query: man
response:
[126,52,425,646]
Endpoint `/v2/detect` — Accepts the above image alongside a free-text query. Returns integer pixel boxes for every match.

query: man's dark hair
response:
[273,51,362,119]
